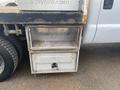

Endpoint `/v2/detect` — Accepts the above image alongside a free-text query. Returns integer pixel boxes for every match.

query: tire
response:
[6,3,17,6]
[0,30,23,64]
[6,35,23,63]
[0,36,18,81]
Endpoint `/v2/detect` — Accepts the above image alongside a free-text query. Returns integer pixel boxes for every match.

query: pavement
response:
[0,44,120,90]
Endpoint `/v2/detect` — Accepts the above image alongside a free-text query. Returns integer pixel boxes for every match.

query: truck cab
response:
[83,0,120,44]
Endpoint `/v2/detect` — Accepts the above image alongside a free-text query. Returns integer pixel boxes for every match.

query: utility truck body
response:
[0,0,119,81]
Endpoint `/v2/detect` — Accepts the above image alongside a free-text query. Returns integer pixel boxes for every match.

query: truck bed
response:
[0,7,83,25]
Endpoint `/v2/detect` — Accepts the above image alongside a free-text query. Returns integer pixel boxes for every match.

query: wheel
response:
[0,30,23,64]
[6,35,23,63]
[0,36,18,81]
[6,3,17,6]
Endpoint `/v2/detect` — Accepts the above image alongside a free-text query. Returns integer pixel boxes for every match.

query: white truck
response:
[0,0,118,81]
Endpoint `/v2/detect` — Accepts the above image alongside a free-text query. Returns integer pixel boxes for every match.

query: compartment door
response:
[94,0,120,43]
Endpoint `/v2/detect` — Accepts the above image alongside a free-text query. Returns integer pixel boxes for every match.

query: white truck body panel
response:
[83,0,102,43]
[17,0,82,11]
[31,52,78,73]
[83,0,120,44]
[26,26,82,74]
[94,0,120,43]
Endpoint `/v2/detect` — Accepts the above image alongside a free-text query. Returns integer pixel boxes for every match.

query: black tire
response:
[0,36,18,81]
[0,30,23,64]
[5,35,23,63]
[6,3,17,6]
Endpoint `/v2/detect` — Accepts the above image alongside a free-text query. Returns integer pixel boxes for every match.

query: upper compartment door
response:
[17,0,82,11]
[94,0,120,43]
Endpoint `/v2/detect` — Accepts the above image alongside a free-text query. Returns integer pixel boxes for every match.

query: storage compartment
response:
[26,26,81,50]
[30,52,79,73]
[17,0,83,11]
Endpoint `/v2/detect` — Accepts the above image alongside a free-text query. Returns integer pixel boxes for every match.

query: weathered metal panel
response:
[17,0,82,11]
[25,25,82,74]
[27,26,81,50]
[0,0,90,24]
[82,0,90,24]
[30,52,78,74]
[0,12,82,24]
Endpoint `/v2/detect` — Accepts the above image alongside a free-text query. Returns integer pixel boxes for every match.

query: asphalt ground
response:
[0,44,120,90]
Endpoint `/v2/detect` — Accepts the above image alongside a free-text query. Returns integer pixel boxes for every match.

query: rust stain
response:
[82,15,88,24]
[0,7,19,13]
[82,0,90,24]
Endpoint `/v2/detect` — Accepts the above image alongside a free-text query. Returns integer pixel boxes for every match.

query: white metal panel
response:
[25,25,81,74]
[31,52,77,73]
[27,26,81,50]
[0,0,16,6]
[32,53,75,63]
[83,0,102,44]
[32,41,77,50]
[35,63,75,71]
[94,0,120,43]
[17,0,81,11]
